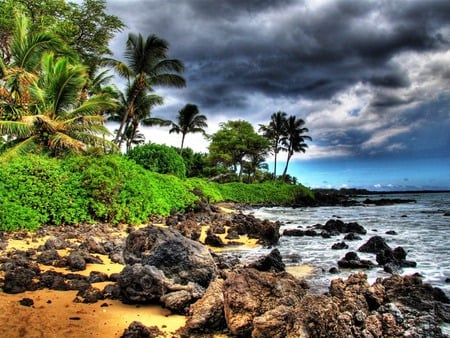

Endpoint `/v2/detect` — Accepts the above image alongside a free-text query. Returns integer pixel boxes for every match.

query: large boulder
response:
[223,268,308,336]
[119,226,217,313]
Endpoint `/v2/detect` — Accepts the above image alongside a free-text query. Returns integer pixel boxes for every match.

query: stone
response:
[248,248,285,272]
[358,236,391,254]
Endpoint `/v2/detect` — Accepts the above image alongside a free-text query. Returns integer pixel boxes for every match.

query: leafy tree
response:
[0,0,124,74]
[259,111,287,179]
[126,142,186,178]
[281,115,311,180]
[169,103,207,155]
[208,120,270,182]
[109,33,185,147]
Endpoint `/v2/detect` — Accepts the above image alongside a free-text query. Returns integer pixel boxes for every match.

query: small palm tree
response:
[169,103,207,155]
[109,33,185,147]
[259,111,287,179]
[0,53,117,158]
[281,115,311,180]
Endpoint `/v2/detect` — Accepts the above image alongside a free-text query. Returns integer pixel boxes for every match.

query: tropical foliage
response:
[126,142,186,178]
[0,13,117,158]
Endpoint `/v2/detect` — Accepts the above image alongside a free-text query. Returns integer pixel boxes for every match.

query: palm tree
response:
[169,103,207,155]
[281,115,311,181]
[0,12,70,119]
[0,53,117,158]
[259,111,287,179]
[110,33,185,147]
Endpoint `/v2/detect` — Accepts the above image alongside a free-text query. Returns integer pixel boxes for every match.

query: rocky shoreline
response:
[1,202,449,337]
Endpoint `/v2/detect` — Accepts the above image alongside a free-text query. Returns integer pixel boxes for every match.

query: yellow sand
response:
[0,289,185,338]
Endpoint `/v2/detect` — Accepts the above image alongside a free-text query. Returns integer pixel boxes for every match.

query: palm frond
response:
[0,119,33,138]
[70,94,117,116]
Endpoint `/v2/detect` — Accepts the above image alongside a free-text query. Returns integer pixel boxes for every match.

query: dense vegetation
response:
[0,154,312,231]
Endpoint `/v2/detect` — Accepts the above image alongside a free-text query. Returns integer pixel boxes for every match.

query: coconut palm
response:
[110,33,185,147]
[0,12,70,119]
[259,111,288,179]
[169,103,207,155]
[0,53,117,158]
[281,115,311,180]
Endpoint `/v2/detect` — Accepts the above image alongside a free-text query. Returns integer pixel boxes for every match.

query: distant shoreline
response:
[313,188,450,196]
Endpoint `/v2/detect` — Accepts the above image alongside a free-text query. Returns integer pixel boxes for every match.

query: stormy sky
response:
[105,0,450,190]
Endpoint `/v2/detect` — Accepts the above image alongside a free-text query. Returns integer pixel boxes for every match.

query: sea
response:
[237,192,450,298]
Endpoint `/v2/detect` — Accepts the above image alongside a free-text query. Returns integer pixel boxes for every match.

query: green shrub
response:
[126,143,186,178]
[184,178,224,203]
[0,154,90,230]
[217,181,312,204]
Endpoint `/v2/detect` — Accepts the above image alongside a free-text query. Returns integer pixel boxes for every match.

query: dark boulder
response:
[282,228,304,237]
[337,252,376,269]
[119,226,217,313]
[229,214,280,246]
[331,242,349,250]
[343,232,362,241]
[3,266,40,293]
[358,235,391,254]
[248,248,285,272]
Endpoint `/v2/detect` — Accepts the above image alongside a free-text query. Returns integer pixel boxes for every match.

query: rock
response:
[86,236,106,254]
[3,266,40,293]
[37,249,61,266]
[123,226,216,287]
[322,219,367,235]
[121,321,164,338]
[343,232,361,241]
[19,298,34,307]
[181,278,226,335]
[386,230,398,235]
[282,229,304,236]
[44,236,67,250]
[67,251,86,271]
[229,214,280,246]
[331,242,348,250]
[252,305,296,338]
[358,236,391,254]
[248,248,285,272]
[119,226,216,312]
[223,268,308,336]
[172,218,202,241]
[337,252,376,269]
[204,233,225,247]
[76,286,104,303]
[88,271,109,284]
[376,247,417,273]
[225,229,240,240]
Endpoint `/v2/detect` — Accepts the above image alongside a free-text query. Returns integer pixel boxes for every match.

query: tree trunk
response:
[282,152,292,181]
[179,133,186,155]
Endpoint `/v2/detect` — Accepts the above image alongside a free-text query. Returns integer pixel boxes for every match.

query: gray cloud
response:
[105,0,450,161]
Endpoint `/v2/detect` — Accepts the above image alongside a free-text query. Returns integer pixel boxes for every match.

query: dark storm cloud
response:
[107,0,450,102]
[106,0,450,160]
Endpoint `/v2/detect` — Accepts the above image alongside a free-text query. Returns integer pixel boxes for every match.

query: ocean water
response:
[239,192,450,296]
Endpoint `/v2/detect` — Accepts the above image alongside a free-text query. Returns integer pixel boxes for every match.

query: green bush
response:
[184,178,224,203]
[217,181,312,204]
[126,143,186,178]
[0,154,90,230]
[64,155,197,224]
